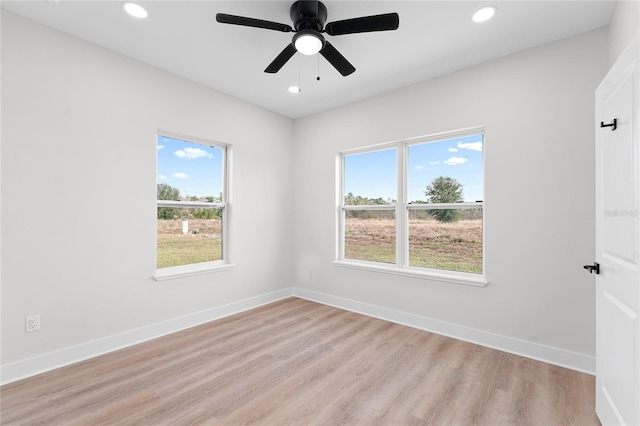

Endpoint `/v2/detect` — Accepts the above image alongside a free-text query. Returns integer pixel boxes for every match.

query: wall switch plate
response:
[26,315,41,333]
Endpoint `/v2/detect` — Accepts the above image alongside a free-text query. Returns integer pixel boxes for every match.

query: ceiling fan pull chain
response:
[317,53,321,81]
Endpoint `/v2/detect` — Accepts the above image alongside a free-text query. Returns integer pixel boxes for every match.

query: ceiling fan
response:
[216,0,399,77]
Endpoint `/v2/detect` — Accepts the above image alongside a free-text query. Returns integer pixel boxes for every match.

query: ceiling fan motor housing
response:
[290,1,327,32]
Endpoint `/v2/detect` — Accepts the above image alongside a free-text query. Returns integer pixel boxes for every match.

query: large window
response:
[156,132,230,278]
[338,128,485,285]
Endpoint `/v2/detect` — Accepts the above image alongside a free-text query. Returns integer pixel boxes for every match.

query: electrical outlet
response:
[26,315,41,333]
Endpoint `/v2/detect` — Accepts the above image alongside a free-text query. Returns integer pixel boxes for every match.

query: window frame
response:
[336,127,487,287]
[154,130,233,281]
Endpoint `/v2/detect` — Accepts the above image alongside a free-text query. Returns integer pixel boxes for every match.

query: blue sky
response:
[344,134,483,203]
[157,136,223,199]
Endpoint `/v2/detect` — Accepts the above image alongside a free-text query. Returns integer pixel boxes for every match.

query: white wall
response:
[608,0,640,65]
[292,28,609,368]
[1,12,294,381]
[0,9,612,382]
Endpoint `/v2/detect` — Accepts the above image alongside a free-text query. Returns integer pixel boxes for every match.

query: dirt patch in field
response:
[157,219,221,236]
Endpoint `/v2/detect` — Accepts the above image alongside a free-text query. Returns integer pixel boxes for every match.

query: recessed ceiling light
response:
[122,2,148,19]
[472,6,497,23]
[288,86,301,94]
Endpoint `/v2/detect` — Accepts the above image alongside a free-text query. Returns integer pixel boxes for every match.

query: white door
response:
[594,34,639,426]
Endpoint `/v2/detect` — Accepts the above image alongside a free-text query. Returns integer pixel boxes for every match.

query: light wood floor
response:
[1,297,599,425]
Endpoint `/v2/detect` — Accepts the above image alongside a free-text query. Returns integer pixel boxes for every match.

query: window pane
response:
[344,210,395,264]
[344,148,396,205]
[157,136,224,202]
[157,207,222,269]
[408,208,482,273]
[407,134,483,204]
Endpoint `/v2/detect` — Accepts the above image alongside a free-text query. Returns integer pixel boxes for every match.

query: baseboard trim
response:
[293,287,595,375]
[2,286,595,385]
[1,288,294,385]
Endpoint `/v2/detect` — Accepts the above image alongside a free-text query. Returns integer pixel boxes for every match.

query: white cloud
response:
[457,142,483,152]
[158,174,167,180]
[448,147,459,152]
[444,157,468,166]
[174,147,213,160]
[414,165,423,170]
[428,161,440,165]
[172,172,189,179]
[157,145,164,150]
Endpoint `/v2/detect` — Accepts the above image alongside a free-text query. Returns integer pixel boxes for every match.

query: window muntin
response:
[338,129,484,281]
[156,134,228,272]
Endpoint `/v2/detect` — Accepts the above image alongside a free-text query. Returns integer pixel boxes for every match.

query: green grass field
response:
[345,217,483,273]
[158,216,482,274]
[157,219,222,269]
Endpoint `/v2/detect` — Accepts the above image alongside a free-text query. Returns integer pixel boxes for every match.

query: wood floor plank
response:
[218,313,384,425]
[0,297,599,425]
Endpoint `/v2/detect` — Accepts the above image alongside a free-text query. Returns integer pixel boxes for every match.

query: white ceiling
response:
[2,1,616,119]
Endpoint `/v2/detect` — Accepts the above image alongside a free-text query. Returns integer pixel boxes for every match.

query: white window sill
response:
[154,261,235,281]
[333,260,488,287]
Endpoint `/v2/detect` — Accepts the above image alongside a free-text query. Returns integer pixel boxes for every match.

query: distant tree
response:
[344,192,392,206]
[194,208,222,220]
[157,183,180,201]
[157,183,180,220]
[344,192,395,219]
[344,192,368,206]
[424,176,464,222]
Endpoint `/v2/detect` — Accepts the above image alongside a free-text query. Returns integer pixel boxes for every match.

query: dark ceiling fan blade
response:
[298,0,318,18]
[216,13,293,32]
[264,44,298,73]
[320,41,355,76]
[325,13,399,36]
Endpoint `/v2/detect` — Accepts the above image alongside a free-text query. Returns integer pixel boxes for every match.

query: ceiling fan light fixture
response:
[472,5,497,23]
[293,31,324,55]
[122,1,148,19]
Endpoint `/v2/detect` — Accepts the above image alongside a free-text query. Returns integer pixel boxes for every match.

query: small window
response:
[156,133,229,277]
[343,148,397,264]
[338,129,485,284]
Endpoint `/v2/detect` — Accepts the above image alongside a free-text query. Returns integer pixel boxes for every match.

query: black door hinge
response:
[583,262,600,275]
[600,119,617,131]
